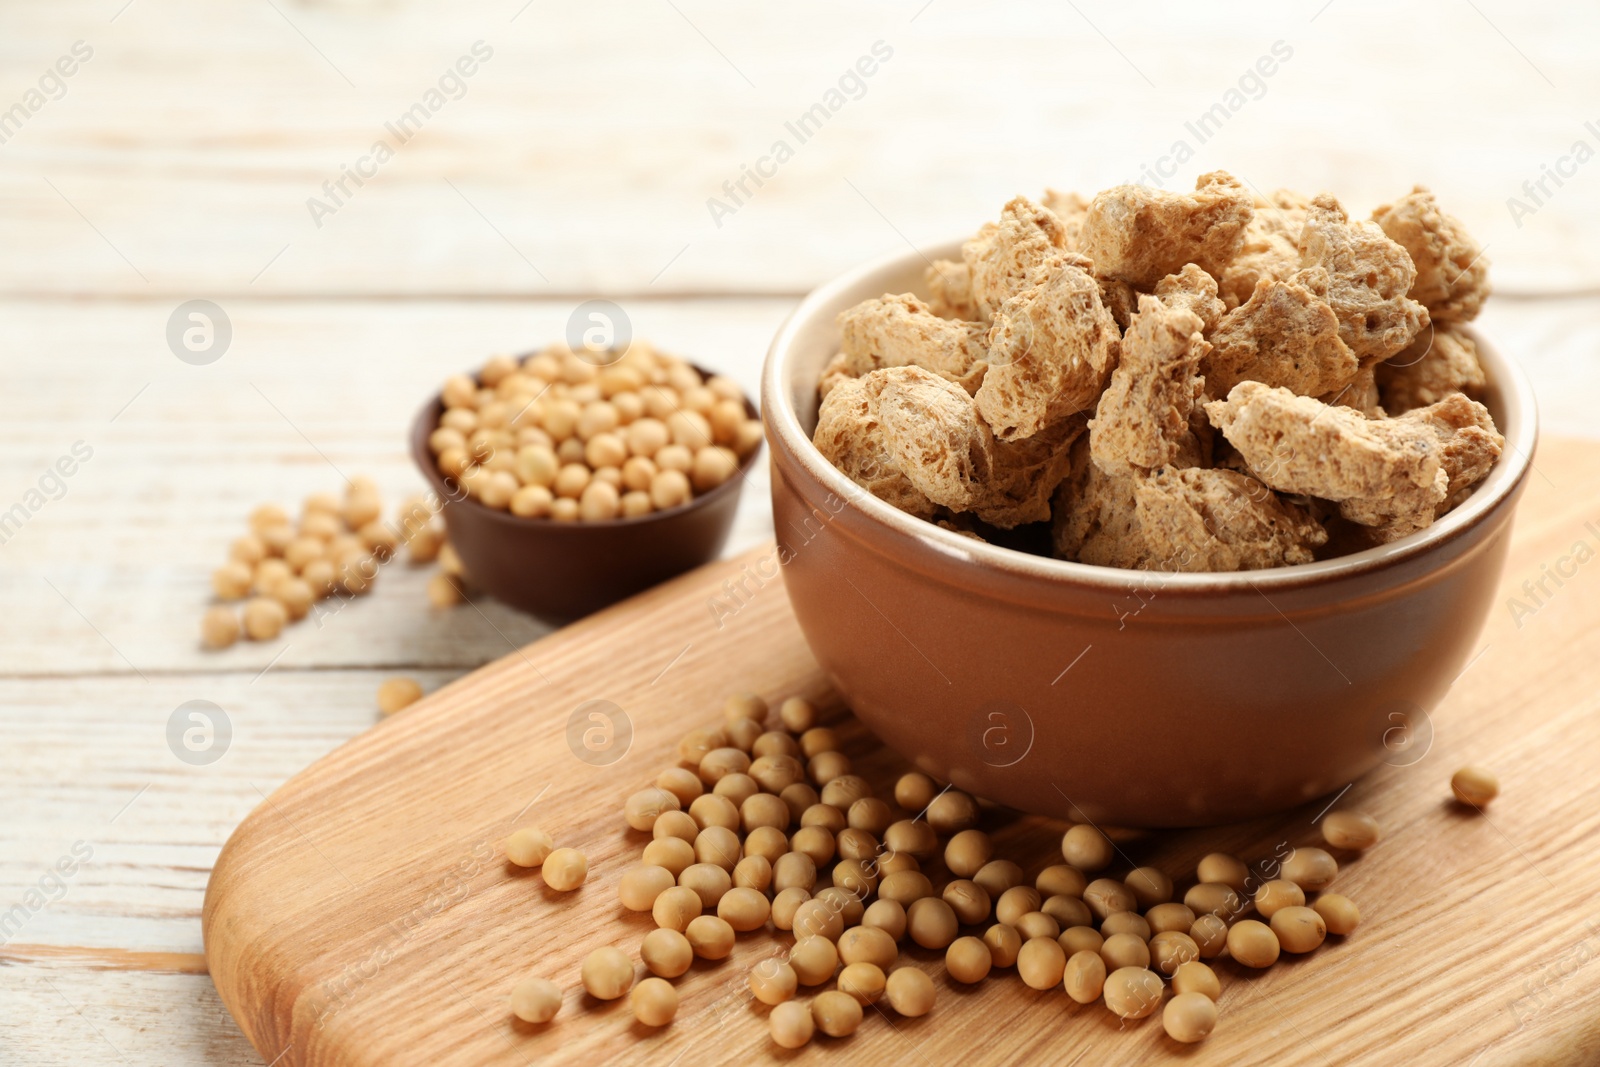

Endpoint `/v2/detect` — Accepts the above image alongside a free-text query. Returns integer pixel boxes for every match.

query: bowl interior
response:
[764,239,1538,590]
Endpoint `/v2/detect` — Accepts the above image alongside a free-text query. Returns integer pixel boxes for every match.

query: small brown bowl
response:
[410,364,761,624]
[763,240,1537,827]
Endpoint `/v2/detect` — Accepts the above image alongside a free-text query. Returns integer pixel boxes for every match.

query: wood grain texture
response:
[203,437,1600,1067]
[3,293,1587,1067]
[4,2,1598,297]
[4,4,1599,1062]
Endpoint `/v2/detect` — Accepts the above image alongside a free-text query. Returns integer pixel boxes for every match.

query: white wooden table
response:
[3,2,1596,1063]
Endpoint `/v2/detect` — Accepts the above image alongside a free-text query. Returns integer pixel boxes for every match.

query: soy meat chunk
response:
[962,196,1070,319]
[1340,393,1503,537]
[814,372,938,519]
[819,352,855,399]
[1218,189,1308,308]
[1051,437,1148,567]
[1133,467,1325,571]
[874,366,995,512]
[977,254,1121,441]
[1205,382,1434,505]
[1320,364,1385,419]
[1041,189,1092,252]
[1081,171,1255,288]
[837,294,989,394]
[1153,265,1226,333]
[1097,277,1139,332]
[1203,277,1358,399]
[1089,295,1208,477]
[1376,323,1487,414]
[1372,186,1491,323]
[975,413,1087,529]
[924,260,980,320]
[1054,454,1322,572]
[1294,194,1429,363]
[1205,382,1502,542]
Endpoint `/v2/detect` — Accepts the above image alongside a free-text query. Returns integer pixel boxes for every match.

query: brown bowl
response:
[410,366,761,624]
[762,240,1537,827]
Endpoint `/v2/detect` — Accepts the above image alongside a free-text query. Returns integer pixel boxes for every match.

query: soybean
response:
[580,947,633,1000]
[1314,893,1361,936]
[1017,937,1067,990]
[1281,847,1338,892]
[640,928,693,978]
[1452,766,1499,807]
[1254,878,1305,919]
[769,1000,814,1049]
[1270,905,1328,953]
[542,848,587,891]
[506,826,553,868]
[1322,810,1381,850]
[1227,919,1280,968]
[946,936,992,983]
[984,923,1022,968]
[619,865,676,911]
[1103,966,1163,1020]
[1063,949,1107,1004]
[685,914,735,960]
[1163,991,1218,1043]
[1171,960,1221,1000]
[1060,825,1113,871]
[884,967,935,1016]
[838,961,886,1005]
[812,990,863,1037]
[749,958,799,1004]
[509,977,562,1023]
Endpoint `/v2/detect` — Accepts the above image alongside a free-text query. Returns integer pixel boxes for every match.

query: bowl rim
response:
[762,238,1539,593]
[410,356,763,531]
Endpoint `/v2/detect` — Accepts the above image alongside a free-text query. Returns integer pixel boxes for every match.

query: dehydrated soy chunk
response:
[1218,188,1308,308]
[818,351,854,399]
[973,413,1087,528]
[1132,467,1326,572]
[1089,295,1208,477]
[1080,171,1255,288]
[1050,437,1149,567]
[874,366,994,512]
[1205,382,1502,542]
[1203,277,1357,399]
[1375,323,1486,414]
[923,259,979,320]
[1206,382,1440,505]
[837,293,989,394]
[813,373,938,519]
[1040,188,1092,252]
[1319,364,1384,419]
[1152,264,1226,334]
[1097,276,1138,332]
[1372,185,1491,324]
[1339,392,1503,539]
[961,195,1070,319]
[1295,194,1429,363]
[976,254,1121,441]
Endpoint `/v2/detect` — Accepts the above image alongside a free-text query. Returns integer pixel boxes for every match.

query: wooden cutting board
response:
[203,436,1600,1067]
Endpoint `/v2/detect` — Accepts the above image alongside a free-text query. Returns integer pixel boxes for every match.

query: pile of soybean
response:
[503,693,1445,1049]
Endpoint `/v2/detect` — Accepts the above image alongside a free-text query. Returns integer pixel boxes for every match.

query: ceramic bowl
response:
[762,240,1536,826]
[411,362,760,624]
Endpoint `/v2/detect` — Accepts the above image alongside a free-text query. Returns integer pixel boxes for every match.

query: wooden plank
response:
[2,2,1597,297]
[1,294,1597,678]
[2,963,258,1067]
[201,436,1600,1066]
[0,296,788,676]
[0,669,458,955]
